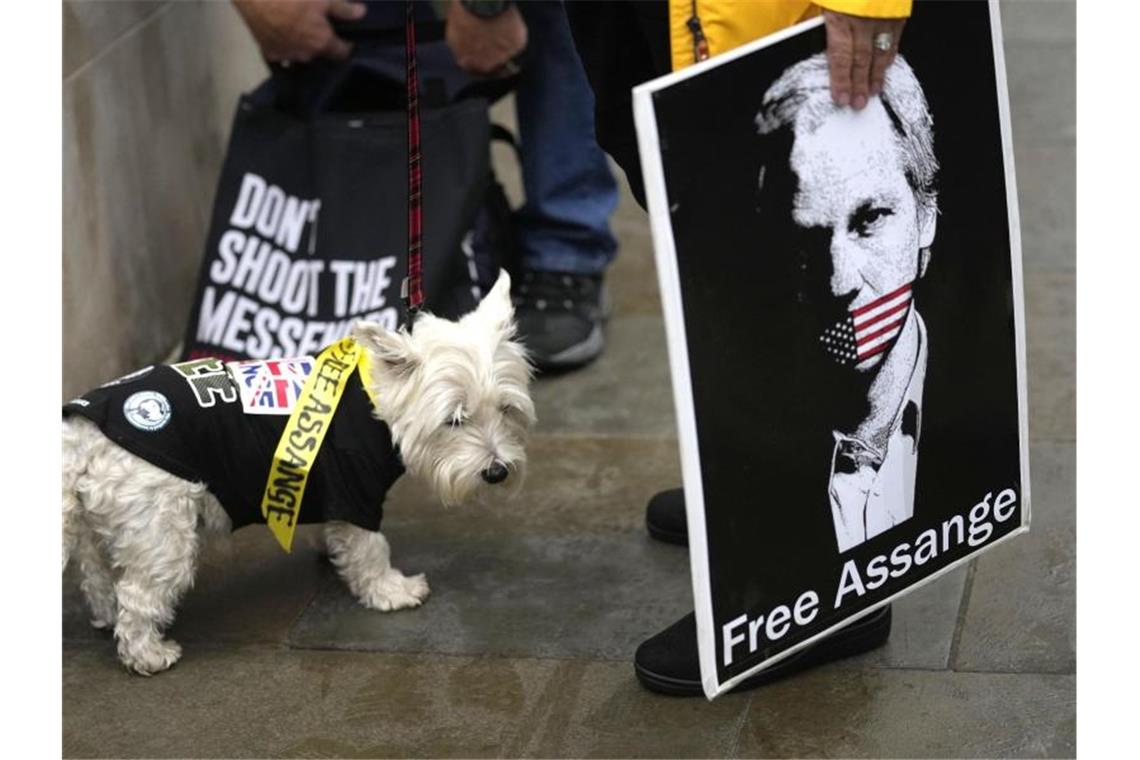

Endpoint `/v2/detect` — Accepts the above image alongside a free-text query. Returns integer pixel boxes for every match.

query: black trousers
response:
[564,0,670,210]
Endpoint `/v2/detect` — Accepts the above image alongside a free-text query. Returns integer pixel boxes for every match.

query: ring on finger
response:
[873,32,893,52]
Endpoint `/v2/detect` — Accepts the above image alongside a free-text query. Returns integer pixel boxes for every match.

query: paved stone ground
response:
[62,2,1075,756]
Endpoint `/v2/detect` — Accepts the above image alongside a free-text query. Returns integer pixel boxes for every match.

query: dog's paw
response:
[119,637,182,676]
[359,570,431,612]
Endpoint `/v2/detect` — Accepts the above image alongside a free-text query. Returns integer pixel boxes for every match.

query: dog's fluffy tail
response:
[61,419,89,572]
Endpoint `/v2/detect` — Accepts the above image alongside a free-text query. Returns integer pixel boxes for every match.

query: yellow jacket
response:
[669,0,913,71]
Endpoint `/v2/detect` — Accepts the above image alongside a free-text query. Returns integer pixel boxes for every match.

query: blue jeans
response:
[514,1,619,276]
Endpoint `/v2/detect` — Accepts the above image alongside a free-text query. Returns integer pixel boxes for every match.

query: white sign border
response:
[632,0,1031,700]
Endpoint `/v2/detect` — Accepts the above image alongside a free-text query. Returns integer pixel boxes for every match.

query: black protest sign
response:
[633,0,1029,698]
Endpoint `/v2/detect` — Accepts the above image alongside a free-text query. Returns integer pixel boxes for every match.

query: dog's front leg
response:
[324,522,430,611]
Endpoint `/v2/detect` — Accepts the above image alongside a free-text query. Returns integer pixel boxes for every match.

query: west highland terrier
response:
[62,271,534,675]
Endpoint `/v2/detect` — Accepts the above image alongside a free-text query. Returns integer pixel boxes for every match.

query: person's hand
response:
[233,0,366,64]
[822,10,907,110]
[445,1,528,77]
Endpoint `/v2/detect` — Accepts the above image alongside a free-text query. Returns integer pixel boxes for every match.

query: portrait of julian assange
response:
[754,52,937,553]
[646,1,1026,681]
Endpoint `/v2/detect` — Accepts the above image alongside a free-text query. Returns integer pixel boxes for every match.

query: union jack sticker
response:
[226,357,315,415]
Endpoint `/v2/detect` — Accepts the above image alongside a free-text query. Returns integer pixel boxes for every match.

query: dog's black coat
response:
[63,363,403,532]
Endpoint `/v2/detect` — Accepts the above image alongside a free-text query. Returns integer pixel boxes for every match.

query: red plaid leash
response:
[402,1,425,316]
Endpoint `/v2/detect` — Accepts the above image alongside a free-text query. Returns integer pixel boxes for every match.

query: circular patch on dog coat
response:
[123,390,172,431]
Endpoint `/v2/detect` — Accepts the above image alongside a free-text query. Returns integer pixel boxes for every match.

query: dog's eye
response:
[442,415,465,430]
[500,403,529,420]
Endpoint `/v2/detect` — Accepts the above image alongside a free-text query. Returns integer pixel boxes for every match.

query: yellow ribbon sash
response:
[260,336,371,552]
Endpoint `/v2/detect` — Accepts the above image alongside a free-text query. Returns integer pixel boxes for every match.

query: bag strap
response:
[490,123,519,154]
[402,0,425,317]
[332,11,519,103]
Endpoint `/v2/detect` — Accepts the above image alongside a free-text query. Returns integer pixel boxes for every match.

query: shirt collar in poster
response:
[828,311,927,553]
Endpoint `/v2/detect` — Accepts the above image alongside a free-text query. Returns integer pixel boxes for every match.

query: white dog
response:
[62,272,534,675]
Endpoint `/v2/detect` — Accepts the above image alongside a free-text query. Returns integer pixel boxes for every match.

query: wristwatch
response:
[460,0,512,20]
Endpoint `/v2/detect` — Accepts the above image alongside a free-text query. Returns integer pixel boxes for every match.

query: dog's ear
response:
[352,321,419,375]
[469,269,515,335]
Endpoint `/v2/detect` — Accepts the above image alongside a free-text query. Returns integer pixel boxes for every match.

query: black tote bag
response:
[181,43,492,362]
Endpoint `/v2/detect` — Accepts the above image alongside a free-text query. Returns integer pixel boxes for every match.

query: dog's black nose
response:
[481,462,509,484]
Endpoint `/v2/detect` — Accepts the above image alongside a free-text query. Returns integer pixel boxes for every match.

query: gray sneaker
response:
[512,270,609,371]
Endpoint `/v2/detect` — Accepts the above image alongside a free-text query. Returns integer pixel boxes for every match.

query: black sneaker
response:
[512,270,608,372]
[634,605,893,697]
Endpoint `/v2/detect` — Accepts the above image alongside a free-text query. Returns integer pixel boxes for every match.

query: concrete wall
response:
[63,1,265,399]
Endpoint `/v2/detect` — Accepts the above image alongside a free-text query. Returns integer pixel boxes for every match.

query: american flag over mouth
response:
[820,282,913,370]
